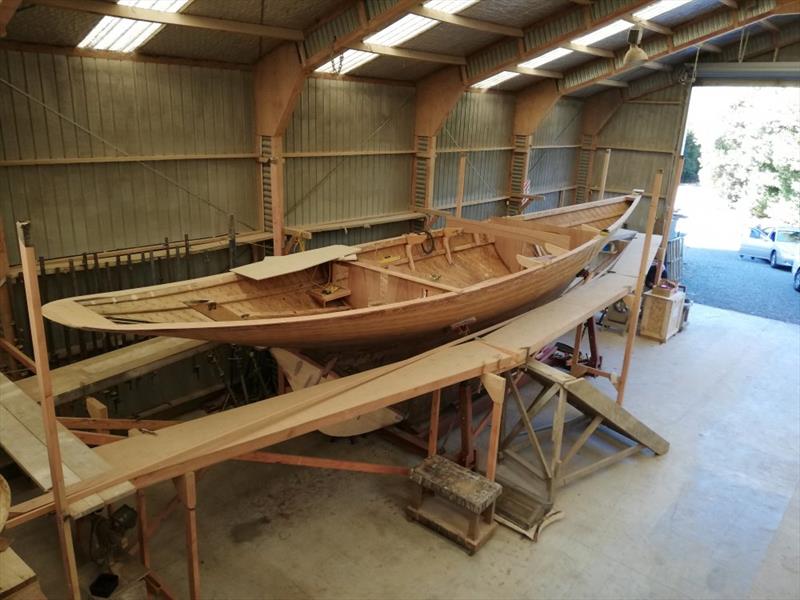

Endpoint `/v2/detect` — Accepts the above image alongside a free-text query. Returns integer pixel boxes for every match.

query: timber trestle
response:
[494,359,669,538]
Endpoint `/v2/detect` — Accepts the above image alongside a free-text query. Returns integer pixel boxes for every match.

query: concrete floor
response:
[10,303,800,599]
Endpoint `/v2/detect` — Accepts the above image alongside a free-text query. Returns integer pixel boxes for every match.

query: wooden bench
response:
[406,455,502,554]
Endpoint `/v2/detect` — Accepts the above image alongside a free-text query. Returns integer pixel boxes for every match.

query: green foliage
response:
[712,100,800,224]
[681,130,701,183]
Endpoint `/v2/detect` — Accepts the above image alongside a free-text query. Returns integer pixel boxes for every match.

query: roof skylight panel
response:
[77,0,190,52]
[633,0,694,21]
[363,14,439,47]
[519,47,573,69]
[571,19,633,46]
[471,71,519,89]
[315,49,379,75]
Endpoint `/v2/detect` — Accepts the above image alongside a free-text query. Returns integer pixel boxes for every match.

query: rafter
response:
[631,17,672,36]
[596,78,628,88]
[464,0,654,85]
[409,6,523,38]
[350,42,465,65]
[642,61,671,72]
[303,0,420,70]
[511,65,563,79]
[717,0,738,8]
[0,0,23,37]
[555,0,798,94]
[564,43,615,58]
[31,0,304,41]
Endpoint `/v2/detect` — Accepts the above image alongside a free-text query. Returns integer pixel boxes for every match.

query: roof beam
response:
[0,0,23,37]
[642,61,671,71]
[631,17,672,36]
[303,0,421,70]
[596,78,628,88]
[557,0,797,94]
[350,42,466,65]
[698,42,723,53]
[409,6,523,38]
[564,43,615,58]
[31,0,304,41]
[717,0,738,8]
[759,19,780,33]
[463,1,654,85]
[511,65,563,79]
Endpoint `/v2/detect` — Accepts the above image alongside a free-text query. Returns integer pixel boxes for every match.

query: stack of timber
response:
[7,228,660,527]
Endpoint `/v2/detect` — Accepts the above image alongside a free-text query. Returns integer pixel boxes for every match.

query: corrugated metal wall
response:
[434,91,514,213]
[0,49,258,263]
[528,97,583,203]
[283,77,415,228]
[591,74,690,230]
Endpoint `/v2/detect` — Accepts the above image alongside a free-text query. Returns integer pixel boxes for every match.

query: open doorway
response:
[673,86,800,324]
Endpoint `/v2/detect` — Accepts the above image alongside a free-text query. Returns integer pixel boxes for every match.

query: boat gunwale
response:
[42,196,640,334]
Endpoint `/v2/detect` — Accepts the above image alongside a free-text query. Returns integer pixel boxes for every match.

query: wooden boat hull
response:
[42,196,639,349]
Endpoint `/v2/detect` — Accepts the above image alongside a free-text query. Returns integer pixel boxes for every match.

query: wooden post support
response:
[654,156,685,287]
[597,148,611,200]
[174,471,200,600]
[270,137,285,256]
[459,383,474,468]
[570,321,584,376]
[616,171,662,406]
[0,219,17,371]
[85,397,109,434]
[136,490,150,569]
[455,153,467,218]
[16,221,81,600]
[427,388,441,457]
[480,373,506,482]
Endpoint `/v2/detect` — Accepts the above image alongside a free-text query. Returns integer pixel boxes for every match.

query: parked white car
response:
[792,248,800,292]
[739,226,800,268]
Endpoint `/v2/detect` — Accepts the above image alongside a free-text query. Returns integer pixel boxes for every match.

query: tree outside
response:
[681,130,702,183]
[711,96,800,225]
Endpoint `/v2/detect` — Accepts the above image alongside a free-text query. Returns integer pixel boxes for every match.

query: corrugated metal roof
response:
[139,28,274,64]
[649,0,721,28]
[400,22,501,56]
[350,55,442,80]
[494,74,542,91]
[4,5,102,47]
[462,0,572,29]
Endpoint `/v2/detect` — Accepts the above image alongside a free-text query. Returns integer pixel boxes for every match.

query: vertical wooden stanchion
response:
[427,388,441,457]
[458,383,474,467]
[16,221,81,600]
[480,373,506,483]
[0,220,17,370]
[570,322,584,375]
[455,152,467,218]
[136,490,150,570]
[616,171,662,406]
[271,136,285,256]
[654,156,685,287]
[597,148,612,200]
[175,472,200,600]
[227,216,236,270]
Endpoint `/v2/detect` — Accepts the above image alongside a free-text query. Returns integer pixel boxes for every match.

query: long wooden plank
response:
[0,373,133,517]
[8,235,654,524]
[17,337,212,405]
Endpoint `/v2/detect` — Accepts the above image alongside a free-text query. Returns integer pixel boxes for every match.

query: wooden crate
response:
[640,290,685,342]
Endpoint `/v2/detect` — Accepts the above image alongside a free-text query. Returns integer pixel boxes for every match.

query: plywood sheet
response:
[231,245,359,281]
